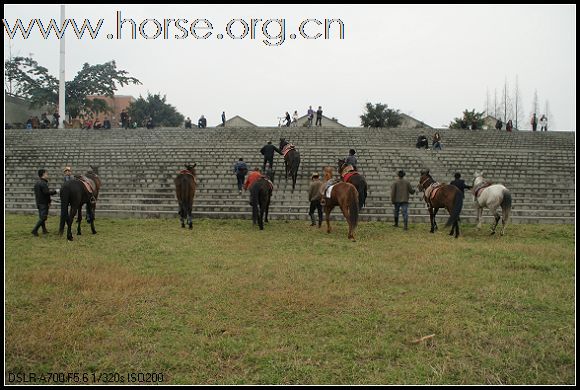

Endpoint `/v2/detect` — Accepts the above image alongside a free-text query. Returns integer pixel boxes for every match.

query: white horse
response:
[472,171,512,235]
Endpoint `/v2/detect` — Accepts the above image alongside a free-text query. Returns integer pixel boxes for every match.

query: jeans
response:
[393,202,409,225]
[309,200,323,225]
[236,174,246,191]
[33,204,49,233]
[263,157,274,171]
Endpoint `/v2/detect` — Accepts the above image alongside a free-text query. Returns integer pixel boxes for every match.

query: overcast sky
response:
[3,4,576,130]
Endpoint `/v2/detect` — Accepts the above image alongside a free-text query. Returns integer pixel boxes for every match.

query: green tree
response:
[449,109,485,130]
[360,102,402,128]
[4,56,141,120]
[128,93,184,127]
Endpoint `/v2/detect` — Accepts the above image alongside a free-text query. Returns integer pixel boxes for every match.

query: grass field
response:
[4,215,576,385]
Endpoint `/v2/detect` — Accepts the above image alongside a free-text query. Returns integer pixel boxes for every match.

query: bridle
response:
[418,174,434,191]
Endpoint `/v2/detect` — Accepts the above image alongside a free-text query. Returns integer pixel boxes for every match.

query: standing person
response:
[506,119,513,132]
[531,113,538,131]
[495,118,503,130]
[120,109,129,129]
[307,172,323,227]
[292,110,299,127]
[185,117,192,129]
[449,172,472,197]
[53,111,60,128]
[32,169,58,236]
[222,111,226,127]
[391,170,415,230]
[233,158,248,195]
[345,149,358,170]
[316,106,323,126]
[198,115,207,128]
[540,115,548,131]
[307,106,314,127]
[63,166,73,183]
[284,112,291,127]
[260,141,282,171]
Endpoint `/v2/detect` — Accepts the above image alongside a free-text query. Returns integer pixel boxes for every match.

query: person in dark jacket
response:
[260,141,282,171]
[345,149,358,170]
[449,172,472,196]
[391,170,415,230]
[233,158,248,195]
[32,169,58,236]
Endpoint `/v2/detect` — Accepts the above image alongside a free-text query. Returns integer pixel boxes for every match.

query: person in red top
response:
[243,168,263,191]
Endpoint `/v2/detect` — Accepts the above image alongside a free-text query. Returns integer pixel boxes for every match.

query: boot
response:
[393,216,399,227]
[309,213,316,226]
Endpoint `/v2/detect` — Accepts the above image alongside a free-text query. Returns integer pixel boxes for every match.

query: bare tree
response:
[484,87,491,116]
[499,77,513,124]
[493,88,499,118]
[512,75,524,130]
[544,100,554,130]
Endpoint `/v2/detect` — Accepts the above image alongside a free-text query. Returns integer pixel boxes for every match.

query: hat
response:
[397,170,406,178]
[454,172,461,179]
[311,172,320,178]
[64,166,71,172]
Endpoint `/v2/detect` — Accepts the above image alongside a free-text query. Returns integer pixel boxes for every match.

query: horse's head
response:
[88,165,99,175]
[417,170,433,192]
[337,158,346,173]
[473,170,484,186]
[185,163,197,175]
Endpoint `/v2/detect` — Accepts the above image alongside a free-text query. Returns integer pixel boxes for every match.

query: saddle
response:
[75,175,97,195]
[424,182,443,206]
[282,144,295,157]
[473,181,493,198]
[341,165,358,182]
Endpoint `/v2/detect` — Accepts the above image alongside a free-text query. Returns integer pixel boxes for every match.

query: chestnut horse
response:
[417,169,463,238]
[337,158,367,210]
[175,164,197,229]
[322,166,359,241]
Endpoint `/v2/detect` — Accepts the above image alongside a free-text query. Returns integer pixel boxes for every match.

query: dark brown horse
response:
[417,169,463,238]
[59,166,102,241]
[322,167,359,241]
[249,177,273,230]
[175,164,197,229]
[337,158,367,210]
[279,138,300,192]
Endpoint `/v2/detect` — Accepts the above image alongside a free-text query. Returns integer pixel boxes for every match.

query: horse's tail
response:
[501,189,512,222]
[348,186,359,229]
[445,189,464,227]
[59,184,69,234]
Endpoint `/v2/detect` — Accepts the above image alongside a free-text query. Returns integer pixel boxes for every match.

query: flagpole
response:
[58,4,66,128]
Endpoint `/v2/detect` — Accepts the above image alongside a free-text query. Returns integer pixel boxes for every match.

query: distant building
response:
[295,114,345,128]
[4,92,54,126]
[483,115,500,130]
[86,95,135,126]
[399,113,432,129]
[216,115,257,127]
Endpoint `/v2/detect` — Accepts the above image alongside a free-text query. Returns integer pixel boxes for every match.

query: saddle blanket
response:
[282,144,295,157]
[75,176,96,194]
[325,184,336,198]
[342,171,358,182]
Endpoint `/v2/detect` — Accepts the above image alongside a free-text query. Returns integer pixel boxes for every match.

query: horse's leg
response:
[433,208,439,231]
[429,207,435,233]
[490,207,500,235]
[325,205,332,234]
[258,204,264,230]
[500,207,508,236]
[188,204,193,230]
[264,195,271,223]
[476,206,483,230]
[68,205,77,241]
[77,204,83,235]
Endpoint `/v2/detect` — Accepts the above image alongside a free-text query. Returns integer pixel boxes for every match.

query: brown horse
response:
[59,166,102,241]
[279,138,300,192]
[337,158,367,210]
[175,163,197,229]
[417,169,463,238]
[322,166,359,241]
